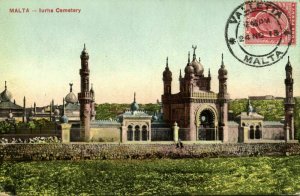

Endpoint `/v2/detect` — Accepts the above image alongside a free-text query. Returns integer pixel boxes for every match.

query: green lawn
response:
[1,156,300,195]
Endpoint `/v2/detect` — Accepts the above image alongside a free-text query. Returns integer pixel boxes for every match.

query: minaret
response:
[22,96,26,122]
[284,56,295,141]
[62,97,65,116]
[34,102,36,115]
[162,57,172,124]
[49,101,52,121]
[78,44,92,141]
[218,54,229,142]
[162,57,172,95]
[90,83,96,121]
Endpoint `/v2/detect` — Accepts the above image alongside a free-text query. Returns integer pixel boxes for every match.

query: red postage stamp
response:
[245,2,296,45]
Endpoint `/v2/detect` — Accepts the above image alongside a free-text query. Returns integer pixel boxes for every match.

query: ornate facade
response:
[162,46,229,142]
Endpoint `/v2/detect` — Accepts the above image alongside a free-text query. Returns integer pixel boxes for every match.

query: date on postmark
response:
[225,1,295,67]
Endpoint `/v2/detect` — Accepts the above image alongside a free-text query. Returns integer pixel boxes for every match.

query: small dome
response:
[65,83,78,104]
[163,57,172,80]
[60,115,68,123]
[131,102,139,111]
[0,82,12,102]
[0,89,12,102]
[163,68,172,79]
[285,57,292,71]
[54,109,60,116]
[185,64,194,75]
[190,59,204,76]
[130,92,139,112]
[218,67,228,75]
[218,54,228,75]
[65,92,78,104]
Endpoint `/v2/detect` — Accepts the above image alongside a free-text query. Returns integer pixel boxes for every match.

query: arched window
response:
[249,125,254,139]
[142,125,148,141]
[127,125,133,141]
[255,125,261,139]
[134,125,140,141]
[199,109,215,140]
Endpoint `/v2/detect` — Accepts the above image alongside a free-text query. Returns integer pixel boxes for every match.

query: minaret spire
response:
[188,51,190,63]
[5,81,7,90]
[69,83,73,92]
[221,53,224,68]
[208,68,211,77]
[166,57,168,68]
[134,92,136,103]
[84,43,86,51]
[63,97,65,116]
[179,69,182,79]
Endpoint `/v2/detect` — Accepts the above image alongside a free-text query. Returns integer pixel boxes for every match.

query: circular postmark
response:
[225,1,292,67]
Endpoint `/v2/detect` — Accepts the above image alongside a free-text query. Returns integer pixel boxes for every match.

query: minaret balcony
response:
[78,92,92,100]
[79,69,90,75]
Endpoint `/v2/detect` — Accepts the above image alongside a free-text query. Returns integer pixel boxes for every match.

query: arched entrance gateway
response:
[196,106,220,141]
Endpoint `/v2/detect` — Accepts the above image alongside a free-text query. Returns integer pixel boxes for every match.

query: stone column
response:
[61,123,71,143]
[121,125,127,143]
[238,126,248,143]
[173,122,179,142]
[285,125,290,142]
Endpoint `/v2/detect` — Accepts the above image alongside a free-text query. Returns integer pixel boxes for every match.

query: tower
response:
[162,57,172,123]
[218,54,229,142]
[22,96,26,122]
[90,83,96,121]
[163,57,172,95]
[284,56,295,141]
[78,44,92,141]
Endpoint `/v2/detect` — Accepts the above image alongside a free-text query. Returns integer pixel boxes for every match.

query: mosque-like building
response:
[0,45,296,143]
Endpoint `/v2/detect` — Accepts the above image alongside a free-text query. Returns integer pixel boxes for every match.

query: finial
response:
[69,83,73,92]
[208,68,211,77]
[179,69,182,78]
[5,81,7,90]
[134,92,136,102]
[192,45,197,60]
[83,43,86,51]
[221,53,225,68]
[166,57,168,68]
[188,52,190,63]
[199,57,201,62]
[91,83,93,90]
[14,99,15,104]
[288,56,290,63]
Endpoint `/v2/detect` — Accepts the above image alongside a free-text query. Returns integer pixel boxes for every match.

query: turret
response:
[284,56,295,141]
[218,54,229,100]
[22,96,26,122]
[78,44,92,141]
[90,83,96,120]
[163,57,172,95]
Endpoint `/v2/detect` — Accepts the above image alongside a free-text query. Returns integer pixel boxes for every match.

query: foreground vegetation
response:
[1,156,300,195]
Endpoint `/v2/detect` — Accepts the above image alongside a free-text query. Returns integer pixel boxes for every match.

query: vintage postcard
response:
[0,0,299,195]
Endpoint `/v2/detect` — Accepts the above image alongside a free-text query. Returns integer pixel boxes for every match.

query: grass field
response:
[1,156,300,195]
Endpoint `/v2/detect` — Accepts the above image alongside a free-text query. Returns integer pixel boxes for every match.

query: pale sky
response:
[0,0,299,106]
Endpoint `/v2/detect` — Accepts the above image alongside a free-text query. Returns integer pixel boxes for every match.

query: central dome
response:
[191,58,204,76]
[65,92,78,104]
[0,89,12,102]
[65,83,78,104]
[0,82,12,102]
